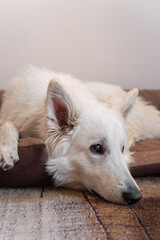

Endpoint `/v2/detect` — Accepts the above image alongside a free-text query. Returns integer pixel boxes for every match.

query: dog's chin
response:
[91,189,106,201]
[91,189,126,205]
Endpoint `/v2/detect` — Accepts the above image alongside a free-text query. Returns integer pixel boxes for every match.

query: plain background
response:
[0,0,160,89]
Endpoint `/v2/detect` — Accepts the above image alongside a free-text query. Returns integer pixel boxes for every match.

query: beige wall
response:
[0,0,160,89]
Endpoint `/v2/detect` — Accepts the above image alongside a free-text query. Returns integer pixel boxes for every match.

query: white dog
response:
[1,65,160,204]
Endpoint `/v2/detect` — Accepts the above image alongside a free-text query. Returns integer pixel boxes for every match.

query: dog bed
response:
[0,90,160,187]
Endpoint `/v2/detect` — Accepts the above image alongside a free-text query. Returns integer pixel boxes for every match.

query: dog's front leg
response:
[0,121,19,170]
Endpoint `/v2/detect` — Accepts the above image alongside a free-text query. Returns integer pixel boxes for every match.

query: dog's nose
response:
[123,189,142,205]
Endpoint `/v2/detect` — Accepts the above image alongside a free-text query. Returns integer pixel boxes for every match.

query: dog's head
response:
[45,80,141,205]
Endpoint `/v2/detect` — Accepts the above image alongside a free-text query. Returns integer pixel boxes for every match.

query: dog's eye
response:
[90,144,103,154]
[122,146,124,153]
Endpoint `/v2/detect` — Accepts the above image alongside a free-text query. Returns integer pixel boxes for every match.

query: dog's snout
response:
[123,188,142,205]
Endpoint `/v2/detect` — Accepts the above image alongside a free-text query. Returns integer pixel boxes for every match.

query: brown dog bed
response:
[0,90,160,187]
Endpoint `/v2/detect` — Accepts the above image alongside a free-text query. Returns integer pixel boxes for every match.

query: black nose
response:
[123,189,142,205]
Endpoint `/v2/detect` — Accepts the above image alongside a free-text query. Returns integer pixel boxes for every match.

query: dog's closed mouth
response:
[91,189,104,200]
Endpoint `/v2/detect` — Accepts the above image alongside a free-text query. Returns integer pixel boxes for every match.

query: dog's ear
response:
[117,88,139,118]
[46,80,78,130]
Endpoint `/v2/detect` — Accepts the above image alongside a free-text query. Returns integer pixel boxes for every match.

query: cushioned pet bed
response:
[0,90,160,187]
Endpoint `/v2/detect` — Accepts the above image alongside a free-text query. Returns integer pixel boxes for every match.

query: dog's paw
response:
[0,145,19,170]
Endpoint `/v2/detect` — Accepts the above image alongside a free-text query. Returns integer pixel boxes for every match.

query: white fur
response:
[1,65,159,204]
[0,121,19,170]
[86,82,160,147]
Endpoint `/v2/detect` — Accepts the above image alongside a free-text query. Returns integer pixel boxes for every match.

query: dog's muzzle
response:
[91,189,105,200]
[122,188,142,205]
